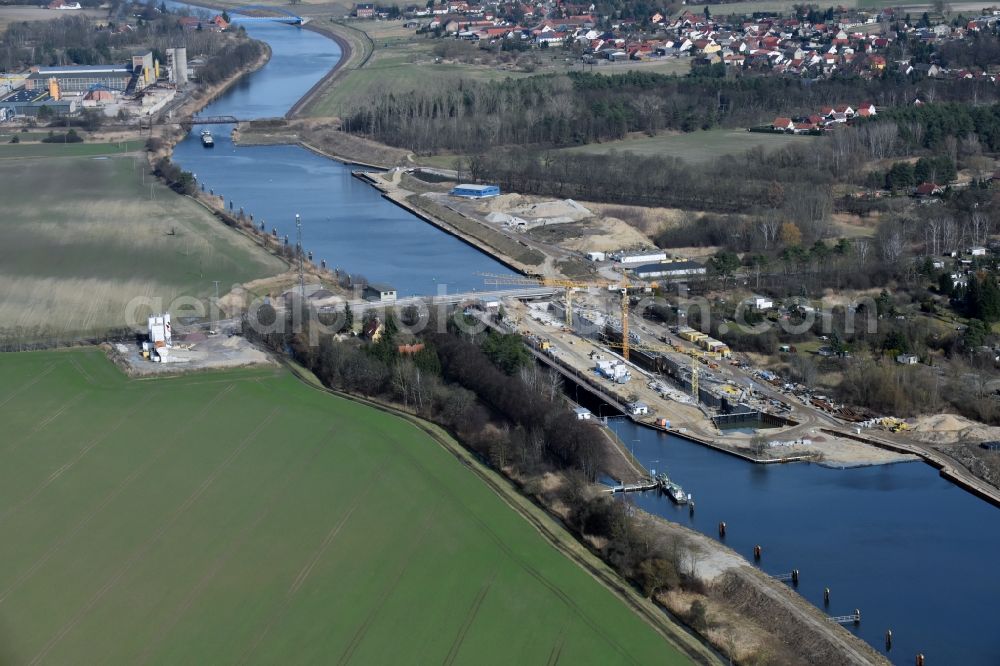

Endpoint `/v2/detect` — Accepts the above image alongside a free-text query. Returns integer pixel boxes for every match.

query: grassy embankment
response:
[0,153,285,340]
[416,128,814,169]
[560,128,815,164]
[0,349,703,665]
[304,21,534,118]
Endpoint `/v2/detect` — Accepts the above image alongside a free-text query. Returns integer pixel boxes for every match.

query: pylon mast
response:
[295,213,304,299]
[621,287,629,361]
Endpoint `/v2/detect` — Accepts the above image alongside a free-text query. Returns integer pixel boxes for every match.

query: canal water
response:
[604,418,1000,665]
[168,8,1000,663]
[168,16,513,295]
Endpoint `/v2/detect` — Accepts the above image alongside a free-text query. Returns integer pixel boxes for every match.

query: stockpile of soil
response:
[910,413,1000,445]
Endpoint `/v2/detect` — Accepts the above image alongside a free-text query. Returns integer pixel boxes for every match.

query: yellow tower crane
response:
[481,273,634,355]
[482,273,702,399]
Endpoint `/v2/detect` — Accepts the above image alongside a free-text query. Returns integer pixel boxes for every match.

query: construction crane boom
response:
[481,272,634,357]
[481,273,704,399]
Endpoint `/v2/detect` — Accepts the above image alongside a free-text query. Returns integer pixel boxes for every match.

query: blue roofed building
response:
[450,183,500,198]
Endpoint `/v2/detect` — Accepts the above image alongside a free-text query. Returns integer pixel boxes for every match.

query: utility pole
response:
[295,213,304,299]
[212,280,221,330]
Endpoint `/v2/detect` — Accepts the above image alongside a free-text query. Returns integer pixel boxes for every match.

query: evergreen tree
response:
[938,272,954,296]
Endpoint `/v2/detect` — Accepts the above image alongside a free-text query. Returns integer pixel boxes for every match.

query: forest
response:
[342,67,1000,153]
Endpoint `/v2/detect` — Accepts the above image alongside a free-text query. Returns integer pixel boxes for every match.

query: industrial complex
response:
[0,48,188,119]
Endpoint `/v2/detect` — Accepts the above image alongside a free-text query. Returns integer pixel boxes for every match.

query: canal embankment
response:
[353,169,547,275]
[823,427,1000,510]
[286,20,366,118]
[233,118,407,169]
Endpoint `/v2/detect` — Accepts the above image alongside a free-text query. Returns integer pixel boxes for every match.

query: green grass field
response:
[0,140,145,159]
[582,58,692,77]
[0,154,285,339]
[0,349,692,665]
[561,128,818,164]
[0,5,106,30]
[307,39,528,116]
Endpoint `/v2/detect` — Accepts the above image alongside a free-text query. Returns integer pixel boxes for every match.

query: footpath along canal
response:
[168,7,1000,663]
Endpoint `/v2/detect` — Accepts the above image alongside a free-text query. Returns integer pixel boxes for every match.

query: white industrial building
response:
[614,250,668,265]
[631,260,706,279]
[747,295,774,310]
[148,313,172,347]
[166,47,188,86]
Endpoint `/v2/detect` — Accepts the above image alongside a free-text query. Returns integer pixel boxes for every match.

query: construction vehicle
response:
[481,273,703,399]
[482,272,635,359]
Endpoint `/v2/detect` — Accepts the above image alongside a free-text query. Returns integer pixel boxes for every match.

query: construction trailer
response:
[677,326,707,343]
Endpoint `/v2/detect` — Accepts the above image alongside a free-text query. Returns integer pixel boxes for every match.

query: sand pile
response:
[478,193,525,213]
[506,199,592,221]
[909,413,1000,445]
[561,216,653,252]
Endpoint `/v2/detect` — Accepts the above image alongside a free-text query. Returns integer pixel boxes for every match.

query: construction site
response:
[479,275,919,469]
[110,312,273,376]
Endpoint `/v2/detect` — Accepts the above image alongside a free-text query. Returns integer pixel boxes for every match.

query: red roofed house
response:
[772,117,795,131]
[915,182,944,197]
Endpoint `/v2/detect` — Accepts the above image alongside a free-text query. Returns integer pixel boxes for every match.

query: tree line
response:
[879,102,1000,153]
[467,145,833,232]
[342,66,1000,153]
[246,306,608,481]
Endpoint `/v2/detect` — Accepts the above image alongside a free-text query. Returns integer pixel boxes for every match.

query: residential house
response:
[915,182,944,197]
[772,117,795,131]
[363,317,384,341]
